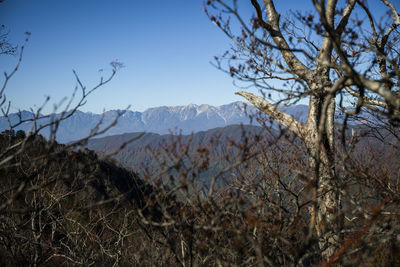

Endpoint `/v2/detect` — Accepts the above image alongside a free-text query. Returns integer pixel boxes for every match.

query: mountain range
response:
[0,102,309,143]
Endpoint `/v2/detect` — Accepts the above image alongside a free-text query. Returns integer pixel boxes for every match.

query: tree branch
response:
[235,90,305,138]
[335,0,357,35]
[249,0,312,81]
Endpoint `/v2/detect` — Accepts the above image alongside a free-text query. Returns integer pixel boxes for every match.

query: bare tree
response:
[0,25,17,55]
[1,2,399,265]
[0,33,147,265]
[205,0,400,260]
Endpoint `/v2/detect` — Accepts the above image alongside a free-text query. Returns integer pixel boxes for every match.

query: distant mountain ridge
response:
[86,124,269,182]
[0,102,309,142]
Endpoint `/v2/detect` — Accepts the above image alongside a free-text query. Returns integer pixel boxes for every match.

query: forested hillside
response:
[87,125,266,179]
[1,121,399,266]
[2,0,400,265]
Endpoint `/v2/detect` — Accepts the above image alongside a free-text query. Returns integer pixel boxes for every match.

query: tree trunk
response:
[306,94,340,259]
[236,88,342,259]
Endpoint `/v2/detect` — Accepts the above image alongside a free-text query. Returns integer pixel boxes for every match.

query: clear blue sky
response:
[0,0,393,113]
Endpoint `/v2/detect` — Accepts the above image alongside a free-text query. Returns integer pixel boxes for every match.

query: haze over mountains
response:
[0,102,309,142]
[86,125,268,182]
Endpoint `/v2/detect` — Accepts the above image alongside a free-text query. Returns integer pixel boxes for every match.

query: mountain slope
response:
[86,124,271,184]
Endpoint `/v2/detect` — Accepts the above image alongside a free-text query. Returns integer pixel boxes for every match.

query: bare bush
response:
[0,1,399,266]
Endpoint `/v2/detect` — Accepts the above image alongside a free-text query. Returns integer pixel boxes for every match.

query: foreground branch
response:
[236,91,305,137]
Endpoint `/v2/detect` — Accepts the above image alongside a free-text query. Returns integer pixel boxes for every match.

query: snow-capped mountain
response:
[0,102,309,143]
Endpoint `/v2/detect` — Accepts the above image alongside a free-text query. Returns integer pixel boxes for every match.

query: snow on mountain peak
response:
[0,101,312,143]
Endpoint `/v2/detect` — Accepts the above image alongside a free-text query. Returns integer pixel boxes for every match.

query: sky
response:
[0,0,394,113]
